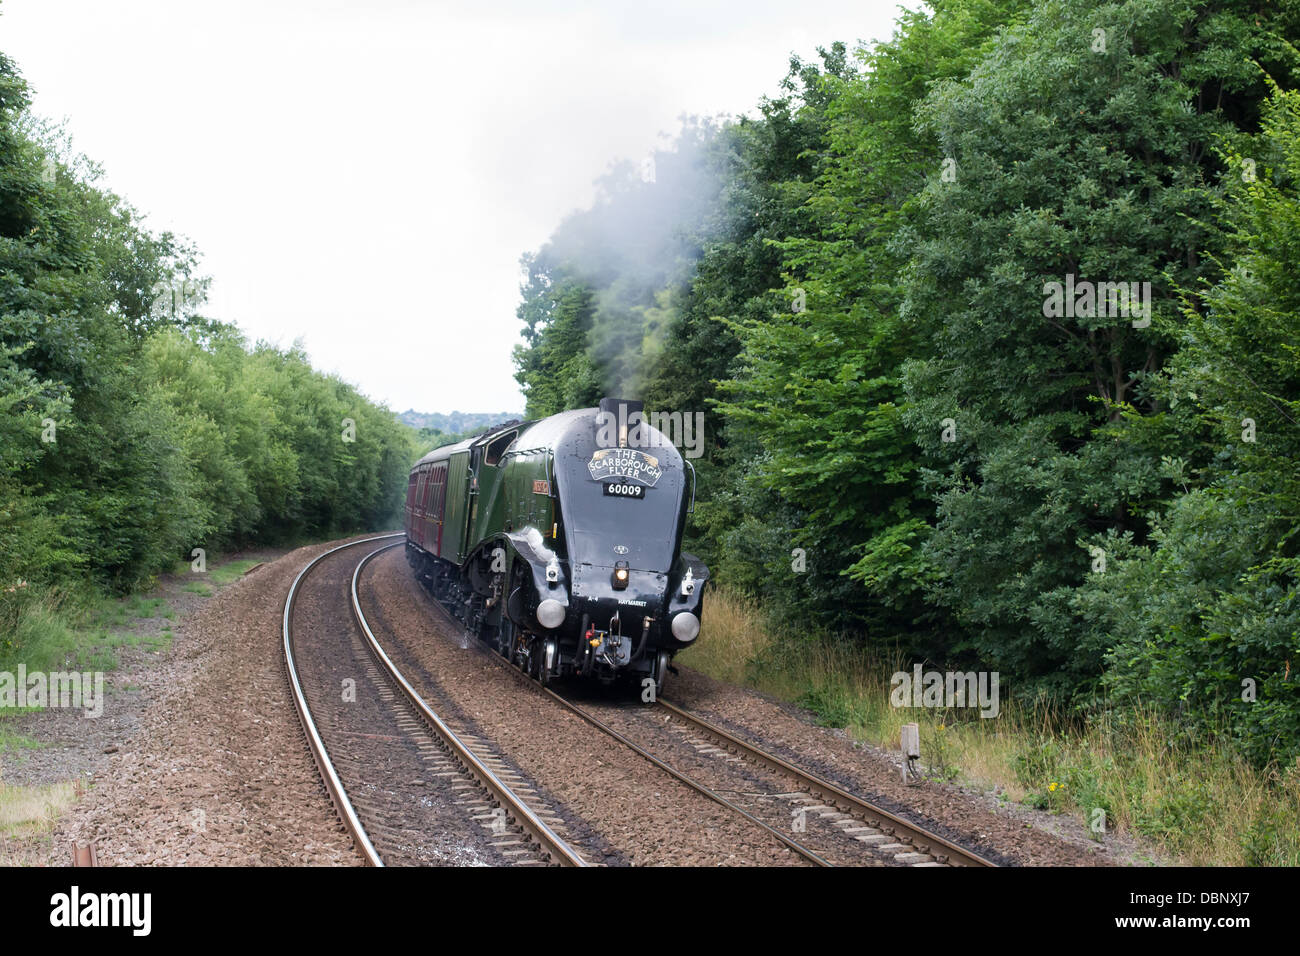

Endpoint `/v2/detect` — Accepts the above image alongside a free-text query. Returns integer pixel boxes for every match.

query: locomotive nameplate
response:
[587,448,662,486]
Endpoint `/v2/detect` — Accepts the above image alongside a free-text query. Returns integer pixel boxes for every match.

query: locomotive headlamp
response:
[671,611,700,642]
[612,560,630,590]
[545,557,560,585]
[681,567,695,597]
[536,598,566,629]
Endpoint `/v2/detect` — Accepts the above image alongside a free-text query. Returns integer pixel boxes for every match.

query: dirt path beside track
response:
[1,539,376,866]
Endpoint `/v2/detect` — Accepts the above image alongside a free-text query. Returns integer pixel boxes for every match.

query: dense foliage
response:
[513,0,1300,765]
[0,51,413,636]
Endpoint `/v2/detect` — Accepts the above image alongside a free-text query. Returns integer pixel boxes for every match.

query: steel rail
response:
[282,534,399,867]
[402,572,830,865]
[530,679,831,866]
[655,699,998,867]
[381,539,997,867]
[352,542,588,867]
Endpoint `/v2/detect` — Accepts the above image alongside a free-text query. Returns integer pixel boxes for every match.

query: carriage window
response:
[484,430,517,466]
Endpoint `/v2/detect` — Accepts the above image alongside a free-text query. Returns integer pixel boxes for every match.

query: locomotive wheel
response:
[654,651,671,697]
[536,639,555,686]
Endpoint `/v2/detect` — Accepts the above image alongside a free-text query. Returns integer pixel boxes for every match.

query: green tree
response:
[899,0,1294,690]
[710,7,1024,641]
[513,281,602,417]
[1,47,414,616]
[1085,84,1300,764]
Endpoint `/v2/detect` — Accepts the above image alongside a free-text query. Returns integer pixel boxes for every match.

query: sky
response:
[1,0,905,414]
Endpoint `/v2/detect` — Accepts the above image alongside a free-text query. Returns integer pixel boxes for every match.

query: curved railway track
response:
[360,539,997,867]
[283,535,588,867]
[650,699,998,867]
[520,672,995,867]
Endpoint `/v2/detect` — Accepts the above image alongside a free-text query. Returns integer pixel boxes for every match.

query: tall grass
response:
[0,780,78,839]
[0,596,83,675]
[680,587,1300,866]
[0,550,261,676]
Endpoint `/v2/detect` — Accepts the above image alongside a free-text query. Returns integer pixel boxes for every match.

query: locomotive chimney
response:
[598,397,643,448]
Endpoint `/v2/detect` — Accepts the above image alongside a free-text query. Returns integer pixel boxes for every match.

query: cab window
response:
[484,430,517,466]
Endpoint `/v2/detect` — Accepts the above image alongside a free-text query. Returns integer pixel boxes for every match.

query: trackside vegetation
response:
[514,0,1300,862]
[0,51,415,671]
[681,589,1300,865]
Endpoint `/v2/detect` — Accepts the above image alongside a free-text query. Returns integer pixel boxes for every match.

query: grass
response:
[208,558,260,585]
[679,586,1300,866]
[0,547,274,861]
[0,551,257,678]
[0,722,44,753]
[174,554,260,595]
[0,597,84,675]
[0,780,79,839]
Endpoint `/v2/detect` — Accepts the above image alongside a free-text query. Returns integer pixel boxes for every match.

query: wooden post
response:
[901,723,920,784]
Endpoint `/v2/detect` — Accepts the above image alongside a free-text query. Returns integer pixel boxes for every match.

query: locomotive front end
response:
[543,398,707,690]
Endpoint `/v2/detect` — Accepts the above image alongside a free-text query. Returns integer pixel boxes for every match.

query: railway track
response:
[523,680,995,866]
[651,700,998,867]
[283,535,588,867]
[361,540,996,867]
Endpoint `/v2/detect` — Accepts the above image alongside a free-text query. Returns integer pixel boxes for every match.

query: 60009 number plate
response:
[603,482,645,499]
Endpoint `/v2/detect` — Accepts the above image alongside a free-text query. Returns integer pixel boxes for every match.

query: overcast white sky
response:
[2,0,905,414]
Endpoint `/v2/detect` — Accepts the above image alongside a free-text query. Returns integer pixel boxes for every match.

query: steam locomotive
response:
[404,398,708,692]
